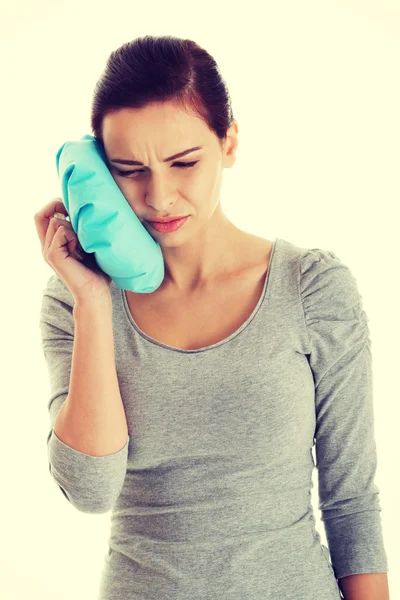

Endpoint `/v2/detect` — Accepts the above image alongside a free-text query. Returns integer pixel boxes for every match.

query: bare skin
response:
[101,100,244,294]
[124,234,274,351]
[99,100,274,349]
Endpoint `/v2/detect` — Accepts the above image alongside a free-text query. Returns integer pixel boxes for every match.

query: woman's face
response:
[101,100,238,244]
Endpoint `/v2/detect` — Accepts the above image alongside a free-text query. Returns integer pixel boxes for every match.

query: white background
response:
[1,1,399,598]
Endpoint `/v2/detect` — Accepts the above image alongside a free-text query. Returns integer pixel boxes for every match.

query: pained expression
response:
[101,101,238,243]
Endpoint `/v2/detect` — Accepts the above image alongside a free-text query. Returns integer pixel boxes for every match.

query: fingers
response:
[33,197,68,221]
[34,198,70,254]
[44,213,86,265]
[53,211,70,222]
[43,215,65,257]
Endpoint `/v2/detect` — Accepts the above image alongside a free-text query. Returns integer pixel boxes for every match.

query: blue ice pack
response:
[55,133,165,293]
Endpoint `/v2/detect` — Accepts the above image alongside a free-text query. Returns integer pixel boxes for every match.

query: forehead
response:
[102,101,209,151]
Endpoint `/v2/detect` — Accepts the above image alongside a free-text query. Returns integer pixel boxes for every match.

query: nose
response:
[145,174,176,213]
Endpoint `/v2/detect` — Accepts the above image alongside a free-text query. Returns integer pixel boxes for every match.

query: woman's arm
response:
[338,572,390,600]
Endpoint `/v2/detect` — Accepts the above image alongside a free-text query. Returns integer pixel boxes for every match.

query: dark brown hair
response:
[90,35,235,149]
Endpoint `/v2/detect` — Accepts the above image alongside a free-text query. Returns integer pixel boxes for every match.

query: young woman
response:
[34,34,388,600]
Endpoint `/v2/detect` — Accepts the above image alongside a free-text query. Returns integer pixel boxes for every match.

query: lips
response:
[147,216,189,233]
[147,216,188,223]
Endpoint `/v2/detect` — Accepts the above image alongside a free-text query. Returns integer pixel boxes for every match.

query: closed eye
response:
[115,161,199,177]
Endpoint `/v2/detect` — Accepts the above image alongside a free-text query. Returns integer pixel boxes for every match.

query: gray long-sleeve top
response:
[39,237,389,600]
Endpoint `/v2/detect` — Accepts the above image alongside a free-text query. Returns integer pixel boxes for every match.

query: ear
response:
[221,121,239,168]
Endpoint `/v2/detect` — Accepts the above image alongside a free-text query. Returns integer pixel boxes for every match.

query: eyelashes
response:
[116,161,199,177]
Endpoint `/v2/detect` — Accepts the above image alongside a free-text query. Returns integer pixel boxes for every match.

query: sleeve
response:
[300,247,389,580]
[39,273,130,514]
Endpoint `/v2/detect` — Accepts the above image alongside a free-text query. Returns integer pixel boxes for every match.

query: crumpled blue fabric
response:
[55,133,165,292]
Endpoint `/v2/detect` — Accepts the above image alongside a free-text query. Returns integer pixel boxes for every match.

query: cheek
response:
[113,168,212,205]
[111,176,127,195]
[111,180,139,214]
[187,165,216,193]
[203,166,223,199]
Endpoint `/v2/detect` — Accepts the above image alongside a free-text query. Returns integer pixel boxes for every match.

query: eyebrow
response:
[109,146,203,166]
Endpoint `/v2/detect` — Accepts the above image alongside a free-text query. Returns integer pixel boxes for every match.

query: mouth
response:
[146,216,189,233]
[145,216,189,223]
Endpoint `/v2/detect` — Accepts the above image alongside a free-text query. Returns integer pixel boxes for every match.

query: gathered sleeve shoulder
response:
[39,273,129,514]
[299,247,389,579]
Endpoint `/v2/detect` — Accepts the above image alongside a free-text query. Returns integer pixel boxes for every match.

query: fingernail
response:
[54,212,67,220]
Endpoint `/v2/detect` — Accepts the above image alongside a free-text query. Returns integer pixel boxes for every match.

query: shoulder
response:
[299,246,360,313]
[298,246,370,356]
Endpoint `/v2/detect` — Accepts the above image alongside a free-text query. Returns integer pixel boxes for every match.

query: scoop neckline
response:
[120,237,279,353]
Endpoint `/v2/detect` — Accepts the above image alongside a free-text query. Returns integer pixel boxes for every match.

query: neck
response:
[159,211,242,295]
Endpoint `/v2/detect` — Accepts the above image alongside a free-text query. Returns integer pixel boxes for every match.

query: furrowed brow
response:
[109,146,203,166]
